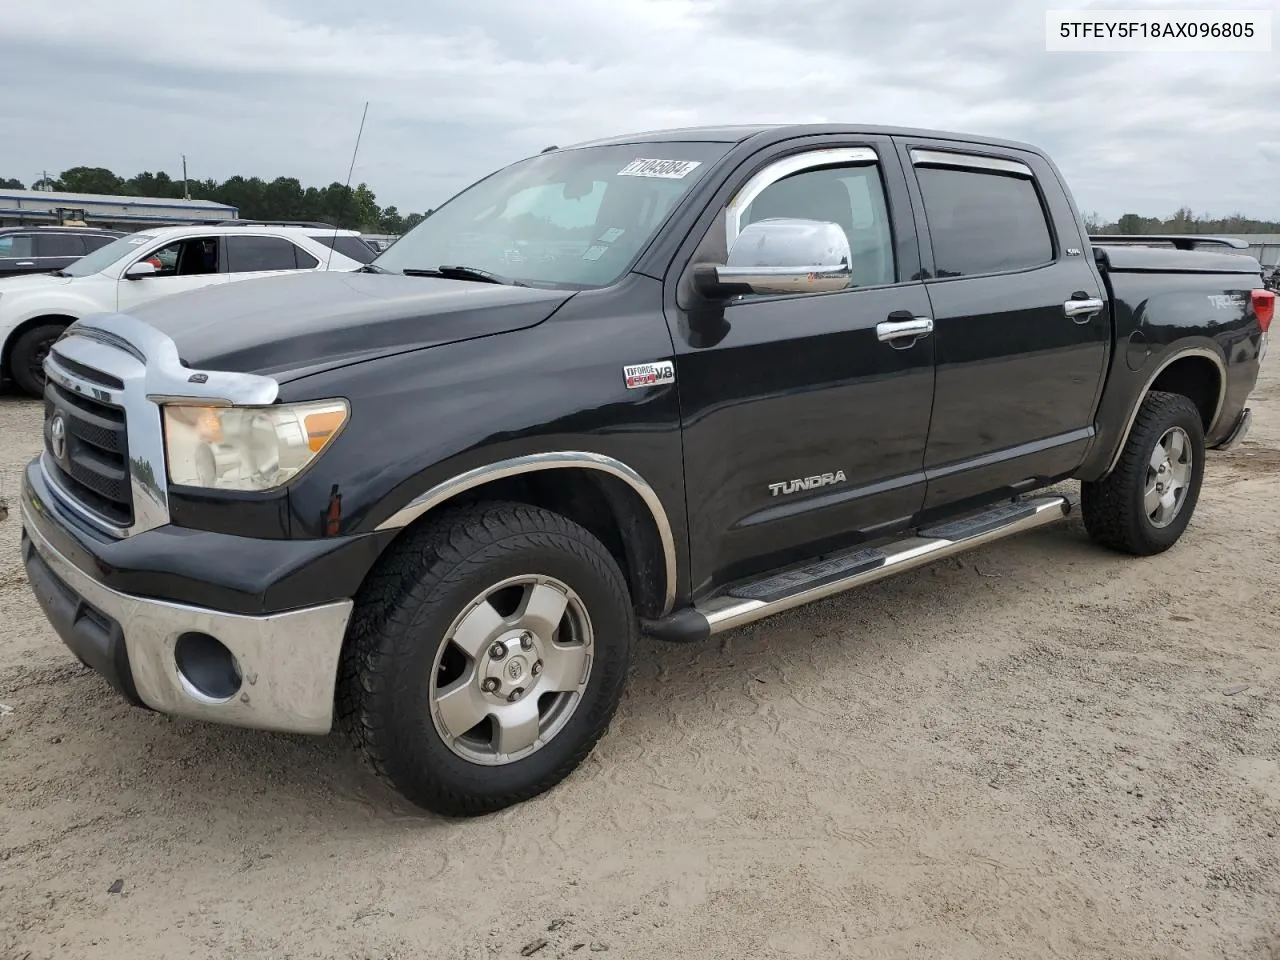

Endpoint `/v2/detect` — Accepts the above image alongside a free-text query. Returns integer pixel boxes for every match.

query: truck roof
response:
[566,123,1047,157]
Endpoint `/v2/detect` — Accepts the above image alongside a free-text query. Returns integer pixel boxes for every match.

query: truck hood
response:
[125,271,575,381]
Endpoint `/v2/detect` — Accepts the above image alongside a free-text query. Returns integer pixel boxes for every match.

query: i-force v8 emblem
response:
[623,360,676,389]
[769,470,847,497]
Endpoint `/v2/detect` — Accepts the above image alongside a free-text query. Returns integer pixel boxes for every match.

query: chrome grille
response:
[42,372,134,527]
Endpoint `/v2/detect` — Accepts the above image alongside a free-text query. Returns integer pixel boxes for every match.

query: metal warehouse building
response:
[0,188,238,230]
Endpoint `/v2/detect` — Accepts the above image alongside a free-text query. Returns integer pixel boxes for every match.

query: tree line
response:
[4,170,1276,239]
[0,168,431,235]
[1083,208,1280,236]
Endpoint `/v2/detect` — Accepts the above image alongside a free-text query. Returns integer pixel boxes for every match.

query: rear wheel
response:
[9,322,66,398]
[339,501,634,816]
[1081,390,1205,556]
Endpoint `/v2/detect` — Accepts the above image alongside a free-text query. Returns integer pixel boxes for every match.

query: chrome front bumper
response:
[21,496,353,735]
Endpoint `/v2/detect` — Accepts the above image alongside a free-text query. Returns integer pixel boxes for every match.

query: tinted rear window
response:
[917,167,1054,276]
[312,234,377,263]
[36,233,87,258]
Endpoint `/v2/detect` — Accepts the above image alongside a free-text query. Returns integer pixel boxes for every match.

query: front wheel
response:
[9,322,66,398]
[1081,390,1206,556]
[339,501,634,816]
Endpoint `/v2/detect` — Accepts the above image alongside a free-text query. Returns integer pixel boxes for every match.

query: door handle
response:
[876,316,934,343]
[1063,297,1104,321]
[15,261,35,267]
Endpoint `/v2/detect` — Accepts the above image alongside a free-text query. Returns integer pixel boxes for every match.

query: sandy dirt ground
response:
[1,356,1277,960]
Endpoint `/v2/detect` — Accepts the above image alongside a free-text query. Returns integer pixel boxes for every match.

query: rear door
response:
[896,139,1110,512]
[34,232,88,271]
[223,234,322,281]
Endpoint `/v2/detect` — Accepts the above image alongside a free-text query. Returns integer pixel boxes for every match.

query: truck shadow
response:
[9,505,1121,844]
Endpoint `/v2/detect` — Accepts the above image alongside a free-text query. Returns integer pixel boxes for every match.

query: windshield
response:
[373,142,729,288]
[62,233,158,277]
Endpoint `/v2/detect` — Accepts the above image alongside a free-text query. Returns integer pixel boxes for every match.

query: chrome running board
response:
[644,495,1070,642]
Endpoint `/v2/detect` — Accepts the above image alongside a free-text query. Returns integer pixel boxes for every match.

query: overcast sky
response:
[3,0,1276,221]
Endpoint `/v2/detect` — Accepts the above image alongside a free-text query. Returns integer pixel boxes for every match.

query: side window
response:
[140,237,220,277]
[0,235,35,258]
[311,234,376,264]
[226,235,311,273]
[36,234,87,258]
[739,164,896,288]
[916,166,1054,277]
[83,234,119,252]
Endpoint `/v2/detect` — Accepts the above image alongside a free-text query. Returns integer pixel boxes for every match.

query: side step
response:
[644,495,1070,642]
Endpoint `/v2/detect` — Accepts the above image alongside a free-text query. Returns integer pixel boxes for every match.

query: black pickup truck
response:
[18,124,1272,816]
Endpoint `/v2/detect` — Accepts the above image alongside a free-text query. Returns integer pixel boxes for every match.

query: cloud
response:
[2,0,1277,220]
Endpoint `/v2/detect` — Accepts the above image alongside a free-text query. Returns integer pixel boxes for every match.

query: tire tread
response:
[336,500,632,817]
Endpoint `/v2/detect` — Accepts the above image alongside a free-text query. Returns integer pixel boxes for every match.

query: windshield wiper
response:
[357,263,391,274]
[401,265,525,286]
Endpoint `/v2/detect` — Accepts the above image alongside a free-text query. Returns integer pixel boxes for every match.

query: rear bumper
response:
[20,471,353,735]
[1213,406,1252,451]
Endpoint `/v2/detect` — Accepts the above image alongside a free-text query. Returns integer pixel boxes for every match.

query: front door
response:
[898,139,1111,511]
[666,138,937,597]
[116,235,230,312]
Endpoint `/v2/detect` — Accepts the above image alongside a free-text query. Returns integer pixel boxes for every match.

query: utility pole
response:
[182,155,190,200]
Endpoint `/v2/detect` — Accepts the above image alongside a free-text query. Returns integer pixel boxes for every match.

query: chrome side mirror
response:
[692,218,852,298]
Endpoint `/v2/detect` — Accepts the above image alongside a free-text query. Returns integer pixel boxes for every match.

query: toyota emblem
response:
[49,415,67,460]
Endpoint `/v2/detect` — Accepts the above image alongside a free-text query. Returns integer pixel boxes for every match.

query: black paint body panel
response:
[21,123,1269,621]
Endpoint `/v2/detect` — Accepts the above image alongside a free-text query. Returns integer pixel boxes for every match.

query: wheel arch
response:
[372,452,678,619]
[1102,347,1225,476]
[1,313,77,380]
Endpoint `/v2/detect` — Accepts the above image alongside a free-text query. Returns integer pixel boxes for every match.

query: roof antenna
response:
[326,100,370,271]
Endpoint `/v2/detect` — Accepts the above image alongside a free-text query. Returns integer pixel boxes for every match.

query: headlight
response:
[161,399,348,491]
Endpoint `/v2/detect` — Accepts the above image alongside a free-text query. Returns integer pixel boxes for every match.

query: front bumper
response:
[20,471,354,735]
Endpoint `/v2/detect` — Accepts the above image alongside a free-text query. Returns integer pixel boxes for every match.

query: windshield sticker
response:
[617,158,702,179]
[582,244,609,261]
[598,227,626,243]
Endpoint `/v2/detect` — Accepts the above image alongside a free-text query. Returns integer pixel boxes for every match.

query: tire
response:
[1081,390,1206,556]
[338,500,635,817]
[9,322,66,398]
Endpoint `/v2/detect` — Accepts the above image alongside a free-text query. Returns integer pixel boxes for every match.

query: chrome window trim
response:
[1102,346,1227,475]
[44,313,280,539]
[725,146,880,249]
[909,149,1033,178]
[375,451,679,615]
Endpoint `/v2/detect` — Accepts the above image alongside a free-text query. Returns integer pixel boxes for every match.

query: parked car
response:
[0,225,126,277]
[0,222,370,397]
[18,124,1271,817]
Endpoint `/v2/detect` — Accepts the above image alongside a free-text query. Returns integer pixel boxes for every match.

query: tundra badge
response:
[769,470,847,497]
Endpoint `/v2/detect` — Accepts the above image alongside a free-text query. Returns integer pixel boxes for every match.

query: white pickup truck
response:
[0,222,374,397]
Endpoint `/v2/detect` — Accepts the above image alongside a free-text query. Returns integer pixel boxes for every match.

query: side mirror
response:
[124,261,157,280]
[692,218,852,298]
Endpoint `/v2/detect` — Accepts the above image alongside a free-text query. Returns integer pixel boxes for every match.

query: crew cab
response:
[0,222,372,398]
[17,124,1271,817]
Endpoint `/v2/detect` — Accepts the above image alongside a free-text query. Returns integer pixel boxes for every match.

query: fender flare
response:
[1102,346,1227,476]
[374,451,679,615]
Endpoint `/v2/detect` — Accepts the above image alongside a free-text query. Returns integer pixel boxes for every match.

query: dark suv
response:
[0,226,126,277]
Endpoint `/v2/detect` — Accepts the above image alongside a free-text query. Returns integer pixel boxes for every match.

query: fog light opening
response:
[174,632,242,703]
